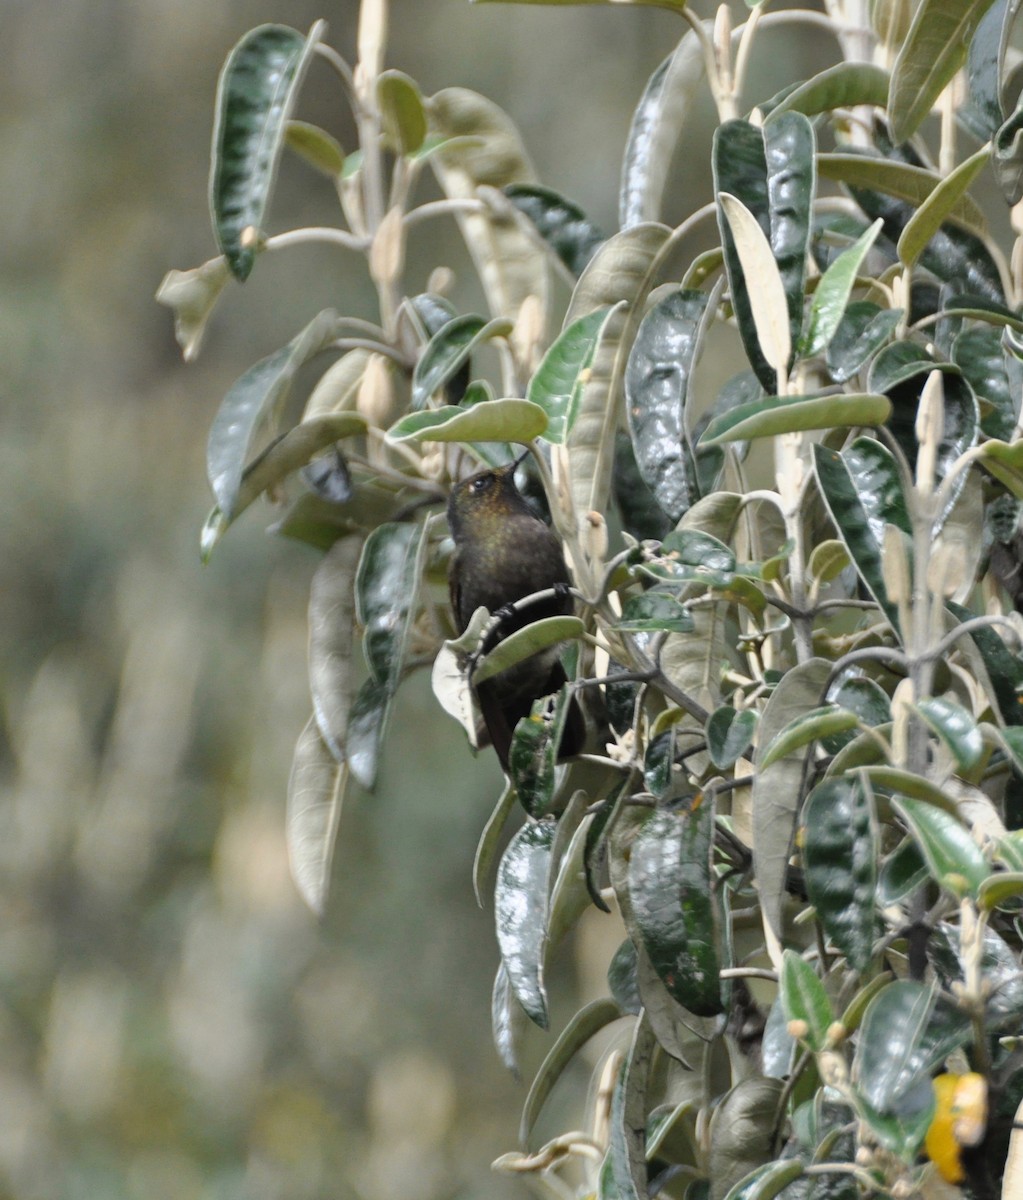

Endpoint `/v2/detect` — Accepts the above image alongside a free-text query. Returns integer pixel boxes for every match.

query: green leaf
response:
[564,222,672,523]
[388,398,549,444]
[628,801,723,1017]
[994,100,1023,204]
[709,1079,785,1200]
[713,115,816,390]
[822,676,891,753]
[914,697,985,772]
[377,69,426,155]
[210,23,323,280]
[878,837,929,905]
[495,818,556,1029]
[492,961,528,1075]
[471,616,584,686]
[802,220,883,358]
[816,154,987,236]
[429,88,549,334]
[206,308,339,519]
[854,980,970,1149]
[928,920,1023,1026]
[286,716,346,916]
[529,306,615,443]
[889,0,999,143]
[204,412,368,550]
[808,539,852,586]
[699,392,891,446]
[411,313,511,409]
[607,1015,656,1200]
[508,689,571,818]
[285,119,344,177]
[893,795,990,896]
[625,289,713,522]
[963,0,1004,138]
[953,325,1023,440]
[780,950,834,1051]
[504,183,604,277]
[621,31,707,228]
[519,998,623,1145]
[345,678,388,794]
[614,592,695,634]
[897,147,992,268]
[759,706,861,769]
[308,536,363,765]
[721,1161,805,1200]
[473,782,517,907]
[660,528,736,572]
[826,302,902,385]
[765,61,890,119]
[803,776,878,972]
[706,706,757,770]
[812,438,910,633]
[753,659,832,938]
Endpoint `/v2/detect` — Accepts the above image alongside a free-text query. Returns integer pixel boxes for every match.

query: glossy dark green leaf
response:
[585,785,627,913]
[504,183,605,277]
[812,439,910,633]
[761,997,796,1078]
[844,171,1004,303]
[854,980,970,1131]
[412,313,507,409]
[207,308,338,519]
[963,0,1006,137]
[607,938,642,1015]
[625,290,712,522]
[947,599,1023,725]
[765,62,890,119]
[826,302,902,384]
[928,921,1023,1030]
[614,430,673,540]
[471,616,584,686]
[753,659,832,938]
[894,795,990,896]
[614,592,695,634]
[628,802,723,1017]
[699,392,890,447]
[345,678,388,791]
[529,306,614,443]
[268,485,401,553]
[889,0,999,143]
[822,676,891,753]
[878,837,929,905]
[643,729,676,800]
[495,818,556,1029]
[866,339,936,394]
[713,116,816,390]
[709,1079,785,1200]
[356,522,427,691]
[803,776,878,972]
[706,706,757,770]
[914,696,985,772]
[210,23,321,280]
[780,950,835,1051]
[953,325,1022,440]
[308,536,364,765]
[508,688,573,818]
[620,33,707,229]
[759,706,861,770]
[286,715,345,916]
[492,961,528,1075]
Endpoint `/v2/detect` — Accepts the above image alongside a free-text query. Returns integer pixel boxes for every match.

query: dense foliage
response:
[159,0,1023,1194]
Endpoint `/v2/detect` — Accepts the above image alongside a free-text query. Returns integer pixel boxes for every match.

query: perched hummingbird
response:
[447,457,585,770]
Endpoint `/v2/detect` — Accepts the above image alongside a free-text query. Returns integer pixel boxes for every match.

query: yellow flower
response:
[924,1072,987,1184]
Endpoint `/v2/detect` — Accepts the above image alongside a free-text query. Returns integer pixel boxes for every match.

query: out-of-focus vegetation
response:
[0,2,733,1196]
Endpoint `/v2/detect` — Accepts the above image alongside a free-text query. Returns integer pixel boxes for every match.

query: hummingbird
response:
[447,456,585,770]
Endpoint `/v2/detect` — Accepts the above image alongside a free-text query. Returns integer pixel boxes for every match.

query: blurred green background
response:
[0,2,821,1196]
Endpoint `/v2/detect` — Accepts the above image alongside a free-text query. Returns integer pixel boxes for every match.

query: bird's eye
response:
[470,475,492,494]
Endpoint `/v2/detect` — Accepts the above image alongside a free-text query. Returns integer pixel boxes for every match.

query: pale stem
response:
[404,198,487,229]
[266,227,369,253]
